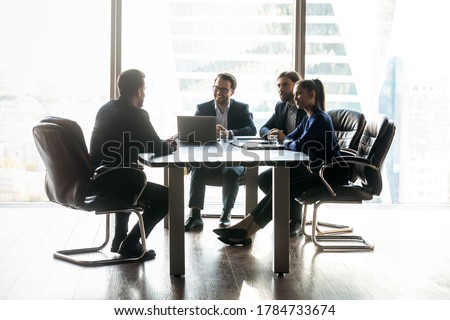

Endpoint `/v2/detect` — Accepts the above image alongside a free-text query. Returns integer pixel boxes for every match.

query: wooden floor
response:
[1,202,450,300]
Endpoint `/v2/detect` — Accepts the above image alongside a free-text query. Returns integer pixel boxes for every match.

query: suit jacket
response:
[195,99,257,136]
[259,101,306,138]
[90,97,174,168]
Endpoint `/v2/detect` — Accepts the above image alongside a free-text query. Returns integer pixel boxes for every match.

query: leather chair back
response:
[354,114,396,195]
[328,109,366,151]
[33,117,93,209]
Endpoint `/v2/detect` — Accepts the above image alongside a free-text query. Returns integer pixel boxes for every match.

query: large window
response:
[0,0,110,201]
[1,0,450,204]
[121,0,295,137]
[305,0,450,204]
[121,0,295,209]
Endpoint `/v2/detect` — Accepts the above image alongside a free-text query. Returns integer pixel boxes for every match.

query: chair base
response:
[312,234,374,251]
[296,197,354,235]
[53,208,147,266]
[301,200,374,251]
[305,220,353,235]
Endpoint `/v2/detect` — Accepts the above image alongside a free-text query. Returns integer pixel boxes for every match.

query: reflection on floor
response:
[1,203,450,300]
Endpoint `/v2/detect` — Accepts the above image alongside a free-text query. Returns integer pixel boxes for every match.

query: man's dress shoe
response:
[184,215,203,231]
[118,243,156,261]
[289,220,302,237]
[218,210,231,227]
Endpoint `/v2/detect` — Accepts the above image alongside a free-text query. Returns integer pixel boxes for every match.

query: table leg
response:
[168,166,185,276]
[272,166,290,275]
[245,166,258,215]
[163,167,169,229]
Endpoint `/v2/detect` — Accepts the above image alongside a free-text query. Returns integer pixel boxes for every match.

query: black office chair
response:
[32,116,148,266]
[296,114,396,250]
[328,108,366,155]
[307,109,367,235]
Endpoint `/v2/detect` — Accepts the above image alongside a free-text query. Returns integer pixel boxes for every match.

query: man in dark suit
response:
[259,71,306,141]
[185,73,257,231]
[90,69,176,260]
[258,71,307,236]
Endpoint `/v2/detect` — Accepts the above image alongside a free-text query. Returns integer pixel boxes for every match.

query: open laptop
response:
[177,116,218,145]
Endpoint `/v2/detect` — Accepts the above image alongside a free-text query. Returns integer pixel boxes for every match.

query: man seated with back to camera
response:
[90,69,176,260]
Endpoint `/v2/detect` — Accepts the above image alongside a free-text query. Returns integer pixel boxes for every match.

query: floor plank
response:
[1,203,450,300]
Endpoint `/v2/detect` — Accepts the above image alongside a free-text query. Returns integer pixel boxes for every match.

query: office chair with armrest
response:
[328,108,366,155]
[32,116,148,266]
[296,114,395,250]
[307,109,367,235]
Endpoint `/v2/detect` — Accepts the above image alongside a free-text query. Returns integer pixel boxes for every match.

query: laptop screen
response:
[177,116,217,144]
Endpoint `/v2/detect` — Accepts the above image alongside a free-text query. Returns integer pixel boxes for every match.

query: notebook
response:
[231,139,285,150]
[230,139,265,147]
[177,116,218,145]
[242,142,285,150]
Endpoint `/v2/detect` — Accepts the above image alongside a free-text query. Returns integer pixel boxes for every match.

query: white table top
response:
[139,141,309,167]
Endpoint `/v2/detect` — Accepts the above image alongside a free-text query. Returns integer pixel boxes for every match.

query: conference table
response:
[139,140,308,276]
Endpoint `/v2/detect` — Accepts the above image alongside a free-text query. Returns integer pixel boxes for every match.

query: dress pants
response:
[118,181,168,247]
[188,165,245,211]
[258,168,302,222]
[93,170,168,247]
[251,165,348,229]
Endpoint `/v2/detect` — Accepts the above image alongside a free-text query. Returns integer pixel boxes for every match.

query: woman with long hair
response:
[213,79,349,246]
